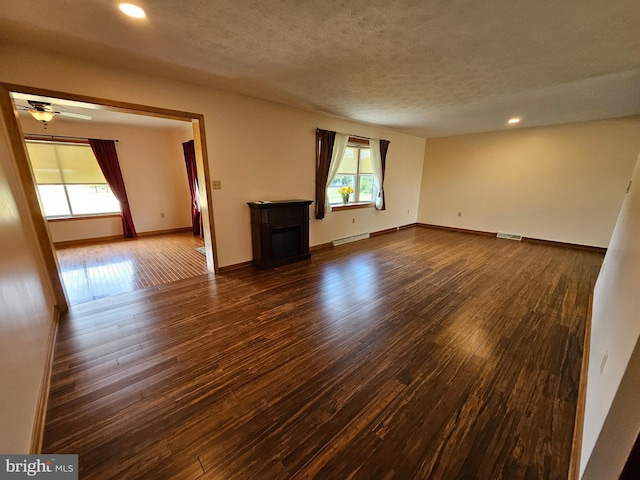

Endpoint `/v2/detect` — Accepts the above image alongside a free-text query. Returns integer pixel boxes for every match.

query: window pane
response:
[328,175,355,204]
[338,147,358,174]
[37,185,71,217]
[67,185,121,215]
[359,174,374,202]
[360,149,373,174]
[329,175,355,188]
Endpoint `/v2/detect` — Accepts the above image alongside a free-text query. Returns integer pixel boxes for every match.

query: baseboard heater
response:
[496,232,523,241]
[332,232,370,247]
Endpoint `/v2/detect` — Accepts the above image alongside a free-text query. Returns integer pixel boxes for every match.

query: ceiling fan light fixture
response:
[29,109,55,122]
[119,3,146,18]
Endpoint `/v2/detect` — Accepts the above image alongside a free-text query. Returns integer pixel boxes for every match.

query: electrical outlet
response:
[160,213,165,218]
[600,350,608,374]
[211,180,222,190]
[458,212,462,217]
[352,218,355,224]
[407,209,410,214]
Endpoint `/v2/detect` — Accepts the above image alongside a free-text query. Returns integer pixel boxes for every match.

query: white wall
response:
[583,339,640,479]
[47,216,123,243]
[418,119,640,247]
[0,42,426,267]
[0,97,55,452]
[18,115,193,243]
[580,152,640,477]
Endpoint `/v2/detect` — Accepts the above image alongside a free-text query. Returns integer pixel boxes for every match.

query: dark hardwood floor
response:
[42,227,603,479]
[56,232,208,305]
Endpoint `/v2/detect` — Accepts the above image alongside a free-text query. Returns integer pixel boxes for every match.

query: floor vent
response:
[496,232,523,241]
[332,232,370,247]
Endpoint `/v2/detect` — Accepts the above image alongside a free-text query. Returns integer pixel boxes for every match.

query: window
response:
[25,140,120,218]
[327,141,374,205]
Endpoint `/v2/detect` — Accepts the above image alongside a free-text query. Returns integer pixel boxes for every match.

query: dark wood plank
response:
[42,226,603,479]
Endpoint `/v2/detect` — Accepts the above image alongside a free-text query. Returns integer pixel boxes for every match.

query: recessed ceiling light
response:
[119,3,146,18]
[507,117,521,124]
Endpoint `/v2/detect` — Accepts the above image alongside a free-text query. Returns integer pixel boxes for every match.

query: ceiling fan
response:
[19,100,93,123]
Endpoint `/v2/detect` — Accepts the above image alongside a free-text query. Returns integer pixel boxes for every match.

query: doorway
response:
[0,83,218,310]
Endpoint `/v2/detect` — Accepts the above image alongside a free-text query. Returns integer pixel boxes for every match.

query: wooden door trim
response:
[0,83,220,295]
[568,292,594,479]
[0,85,68,310]
[1,83,200,121]
[193,117,219,272]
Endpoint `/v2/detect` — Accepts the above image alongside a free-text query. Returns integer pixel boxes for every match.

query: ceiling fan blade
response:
[56,111,93,121]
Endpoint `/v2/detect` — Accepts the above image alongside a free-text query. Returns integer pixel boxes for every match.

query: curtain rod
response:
[316,128,371,141]
[316,128,371,140]
[345,133,371,141]
[24,133,119,142]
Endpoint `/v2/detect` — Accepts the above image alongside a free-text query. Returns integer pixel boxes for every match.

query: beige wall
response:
[0,98,55,452]
[18,115,193,243]
[418,119,640,247]
[580,153,640,477]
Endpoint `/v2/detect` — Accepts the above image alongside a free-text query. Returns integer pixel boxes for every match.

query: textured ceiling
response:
[1,0,639,138]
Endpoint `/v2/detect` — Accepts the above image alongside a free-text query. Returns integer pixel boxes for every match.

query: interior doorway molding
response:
[0,82,219,312]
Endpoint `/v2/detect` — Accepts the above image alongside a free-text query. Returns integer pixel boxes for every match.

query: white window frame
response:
[328,140,375,206]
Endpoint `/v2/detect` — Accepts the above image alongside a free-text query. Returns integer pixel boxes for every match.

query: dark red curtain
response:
[89,139,137,238]
[182,140,202,237]
[315,129,336,219]
[380,139,390,211]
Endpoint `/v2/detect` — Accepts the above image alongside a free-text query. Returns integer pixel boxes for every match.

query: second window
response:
[327,142,373,205]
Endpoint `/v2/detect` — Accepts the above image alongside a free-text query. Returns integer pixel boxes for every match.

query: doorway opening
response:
[2,84,218,309]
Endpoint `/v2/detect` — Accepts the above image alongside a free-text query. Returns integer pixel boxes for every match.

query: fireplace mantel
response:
[247,200,313,269]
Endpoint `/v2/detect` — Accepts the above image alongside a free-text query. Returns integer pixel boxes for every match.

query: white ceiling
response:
[1,0,639,138]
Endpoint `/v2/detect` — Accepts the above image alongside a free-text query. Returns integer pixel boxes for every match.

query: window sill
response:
[47,213,121,223]
[331,202,375,211]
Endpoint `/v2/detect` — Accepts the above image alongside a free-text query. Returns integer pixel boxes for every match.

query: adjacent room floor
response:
[43,227,604,479]
[55,232,208,305]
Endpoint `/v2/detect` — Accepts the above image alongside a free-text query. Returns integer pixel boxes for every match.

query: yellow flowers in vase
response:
[338,186,354,204]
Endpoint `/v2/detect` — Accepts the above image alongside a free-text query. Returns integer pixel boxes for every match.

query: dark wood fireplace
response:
[248,200,313,269]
